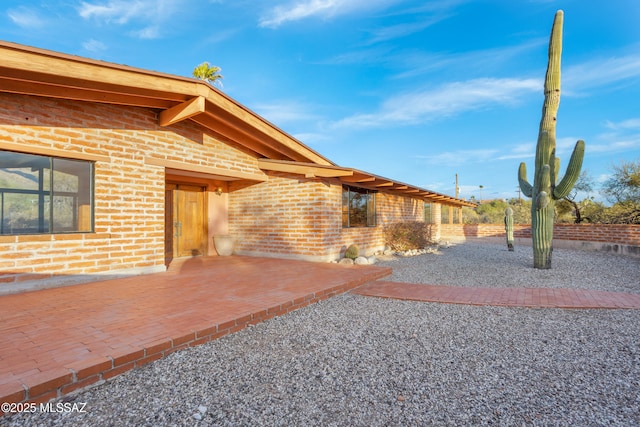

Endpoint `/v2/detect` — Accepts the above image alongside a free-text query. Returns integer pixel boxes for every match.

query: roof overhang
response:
[258,159,476,208]
[0,41,333,166]
[0,41,475,208]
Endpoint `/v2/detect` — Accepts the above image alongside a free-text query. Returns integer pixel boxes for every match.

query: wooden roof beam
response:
[159,96,205,126]
[341,175,376,183]
[257,159,353,178]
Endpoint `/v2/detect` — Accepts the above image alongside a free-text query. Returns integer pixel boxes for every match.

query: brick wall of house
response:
[229,176,429,261]
[0,93,261,292]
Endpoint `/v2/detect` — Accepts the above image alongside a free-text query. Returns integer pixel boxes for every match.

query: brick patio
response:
[0,256,391,409]
[3,254,640,413]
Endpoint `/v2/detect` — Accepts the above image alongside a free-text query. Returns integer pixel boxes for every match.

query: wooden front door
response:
[167,185,206,258]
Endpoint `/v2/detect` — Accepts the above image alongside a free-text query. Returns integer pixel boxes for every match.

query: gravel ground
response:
[4,244,640,426]
[378,242,640,294]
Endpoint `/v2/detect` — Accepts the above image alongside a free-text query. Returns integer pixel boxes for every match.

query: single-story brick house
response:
[0,41,474,294]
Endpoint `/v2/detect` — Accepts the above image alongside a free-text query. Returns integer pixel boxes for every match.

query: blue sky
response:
[2,0,639,203]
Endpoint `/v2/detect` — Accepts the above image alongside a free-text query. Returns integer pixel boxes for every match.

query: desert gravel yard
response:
[4,243,640,426]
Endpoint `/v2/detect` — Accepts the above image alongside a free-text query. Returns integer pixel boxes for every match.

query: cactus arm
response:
[553,139,585,199]
[553,156,560,185]
[518,163,533,198]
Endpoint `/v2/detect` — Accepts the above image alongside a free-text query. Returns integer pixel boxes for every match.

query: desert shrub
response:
[344,244,359,259]
[383,221,434,251]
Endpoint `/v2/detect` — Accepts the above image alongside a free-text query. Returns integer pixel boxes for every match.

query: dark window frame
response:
[342,185,376,228]
[0,150,94,235]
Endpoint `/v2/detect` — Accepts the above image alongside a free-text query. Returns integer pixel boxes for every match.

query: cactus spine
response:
[518,10,585,269]
[504,207,515,251]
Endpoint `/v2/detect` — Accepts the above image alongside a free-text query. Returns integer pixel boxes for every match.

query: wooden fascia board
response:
[145,157,267,182]
[0,74,177,109]
[257,159,353,178]
[159,96,205,126]
[0,42,198,95]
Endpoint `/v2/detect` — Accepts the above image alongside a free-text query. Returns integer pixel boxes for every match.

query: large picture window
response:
[0,150,93,235]
[342,185,376,228]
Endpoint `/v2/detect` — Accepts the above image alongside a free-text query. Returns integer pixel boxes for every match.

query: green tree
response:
[602,160,640,204]
[556,170,594,223]
[192,62,223,87]
[600,159,640,224]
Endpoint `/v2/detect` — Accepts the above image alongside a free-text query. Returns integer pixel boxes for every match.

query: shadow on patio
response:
[0,256,391,410]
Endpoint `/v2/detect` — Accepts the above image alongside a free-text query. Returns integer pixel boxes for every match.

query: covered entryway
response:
[154,160,269,266]
[165,184,207,261]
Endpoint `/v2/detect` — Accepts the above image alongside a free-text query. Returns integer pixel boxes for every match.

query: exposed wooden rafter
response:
[158,96,205,126]
[258,159,354,178]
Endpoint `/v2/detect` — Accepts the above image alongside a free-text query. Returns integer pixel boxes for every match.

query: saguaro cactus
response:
[504,207,515,251]
[518,10,585,269]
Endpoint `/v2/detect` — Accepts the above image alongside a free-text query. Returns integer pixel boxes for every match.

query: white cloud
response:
[496,142,535,160]
[589,117,640,154]
[365,15,447,44]
[564,51,640,95]
[414,148,499,166]
[78,0,181,38]
[333,77,541,129]
[79,0,146,24]
[394,38,546,80]
[134,26,161,39]
[7,7,45,28]
[588,137,640,154]
[254,100,321,125]
[258,0,408,29]
[605,118,640,130]
[292,132,332,144]
[259,0,341,28]
[82,39,108,52]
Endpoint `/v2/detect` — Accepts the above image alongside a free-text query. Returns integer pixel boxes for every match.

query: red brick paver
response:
[0,256,391,410]
[352,281,640,309]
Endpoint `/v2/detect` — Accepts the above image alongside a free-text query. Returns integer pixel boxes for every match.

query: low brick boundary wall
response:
[440,224,640,258]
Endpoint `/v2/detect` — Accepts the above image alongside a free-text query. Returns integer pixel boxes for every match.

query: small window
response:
[342,185,376,228]
[424,203,433,224]
[0,150,93,235]
[441,205,450,224]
